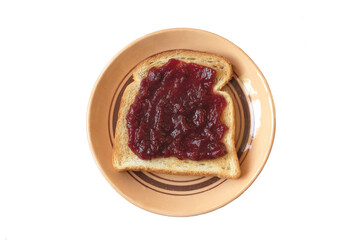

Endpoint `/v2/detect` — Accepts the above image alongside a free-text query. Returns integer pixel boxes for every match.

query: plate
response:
[87,28,275,216]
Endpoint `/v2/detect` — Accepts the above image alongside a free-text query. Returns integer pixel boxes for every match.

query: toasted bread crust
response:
[113,50,240,179]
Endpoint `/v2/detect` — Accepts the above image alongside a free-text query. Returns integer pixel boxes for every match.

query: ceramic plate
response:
[87,28,275,216]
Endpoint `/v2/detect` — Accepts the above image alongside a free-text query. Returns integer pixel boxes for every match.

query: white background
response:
[1,0,359,239]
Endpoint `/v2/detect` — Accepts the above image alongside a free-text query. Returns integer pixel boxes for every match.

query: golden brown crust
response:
[112,50,240,179]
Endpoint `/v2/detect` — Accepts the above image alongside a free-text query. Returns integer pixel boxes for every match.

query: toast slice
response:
[113,50,240,179]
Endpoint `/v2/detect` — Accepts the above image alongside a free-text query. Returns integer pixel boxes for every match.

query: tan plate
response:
[87,28,276,217]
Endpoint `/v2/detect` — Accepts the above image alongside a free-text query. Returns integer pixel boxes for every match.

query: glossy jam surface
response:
[126,58,228,160]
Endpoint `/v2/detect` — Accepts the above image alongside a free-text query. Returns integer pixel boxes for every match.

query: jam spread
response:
[126,58,228,160]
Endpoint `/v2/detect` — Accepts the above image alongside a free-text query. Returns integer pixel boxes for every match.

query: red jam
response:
[126,58,228,160]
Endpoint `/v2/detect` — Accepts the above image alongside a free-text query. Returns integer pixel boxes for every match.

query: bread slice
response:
[113,50,240,179]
